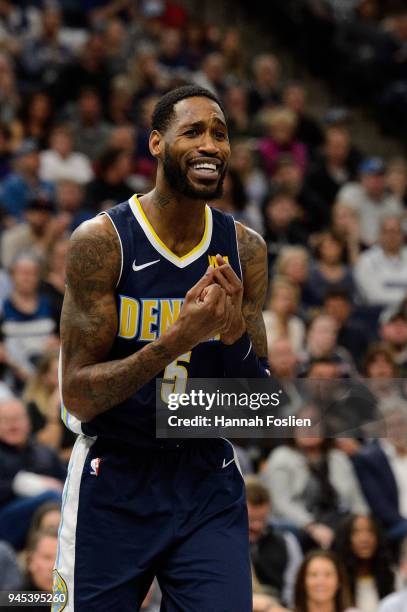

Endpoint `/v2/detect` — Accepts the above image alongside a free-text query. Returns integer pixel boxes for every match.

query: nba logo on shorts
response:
[90,458,101,476]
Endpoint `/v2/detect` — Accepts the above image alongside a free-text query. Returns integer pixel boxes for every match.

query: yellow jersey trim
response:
[129,194,213,268]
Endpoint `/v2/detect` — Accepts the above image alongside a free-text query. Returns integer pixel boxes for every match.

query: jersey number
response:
[161,352,192,403]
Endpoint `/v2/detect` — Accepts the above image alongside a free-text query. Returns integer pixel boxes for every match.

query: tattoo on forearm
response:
[237,223,268,358]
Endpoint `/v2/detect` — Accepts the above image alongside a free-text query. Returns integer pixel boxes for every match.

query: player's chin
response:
[187,178,223,201]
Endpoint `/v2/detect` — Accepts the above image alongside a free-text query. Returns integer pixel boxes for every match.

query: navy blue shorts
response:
[52,435,252,611]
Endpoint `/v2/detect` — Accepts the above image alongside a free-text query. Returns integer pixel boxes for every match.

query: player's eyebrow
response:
[178,117,227,131]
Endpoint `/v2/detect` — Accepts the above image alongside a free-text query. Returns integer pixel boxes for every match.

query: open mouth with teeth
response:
[188,160,221,181]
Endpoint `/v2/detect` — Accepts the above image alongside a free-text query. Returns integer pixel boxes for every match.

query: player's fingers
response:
[211,284,227,316]
[216,254,225,266]
[212,268,235,296]
[186,266,215,300]
[220,295,234,332]
[213,261,242,295]
[202,283,224,305]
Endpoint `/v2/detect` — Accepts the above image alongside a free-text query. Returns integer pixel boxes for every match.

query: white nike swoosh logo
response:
[132,259,160,272]
[222,457,235,469]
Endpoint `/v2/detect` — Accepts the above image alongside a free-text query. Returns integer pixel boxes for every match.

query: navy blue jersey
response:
[62,195,242,448]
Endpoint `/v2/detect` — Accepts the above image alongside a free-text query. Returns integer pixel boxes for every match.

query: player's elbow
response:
[62,380,97,422]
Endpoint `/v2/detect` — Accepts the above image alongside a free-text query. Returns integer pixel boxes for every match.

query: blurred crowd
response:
[1,0,407,610]
[247,0,407,144]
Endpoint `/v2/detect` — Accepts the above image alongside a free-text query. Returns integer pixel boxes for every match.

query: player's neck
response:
[139,188,207,257]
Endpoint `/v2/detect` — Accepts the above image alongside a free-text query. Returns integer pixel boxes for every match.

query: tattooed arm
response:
[61,216,231,421]
[236,222,268,358]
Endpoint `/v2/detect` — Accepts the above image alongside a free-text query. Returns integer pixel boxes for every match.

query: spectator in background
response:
[0,51,21,124]
[301,359,375,441]
[109,124,136,157]
[248,53,281,116]
[263,277,305,353]
[0,1,42,58]
[22,529,58,599]
[305,357,340,381]
[282,82,323,156]
[229,140,268,214]
[68,88,112,162]
[268,338,302,417]
[354,215,407,306]
[363,343,403,414]
[129,46,166,101]
[85,146,134,211]
[0,254,58,384]
[379,537,407,611]
[378,303,407,376]
[323,287,371,371]
[0,140,54,223]
[262,426,367,551]
[304,126,361,220]
[331,201,362,265]
[1,195,65,270]
[0,52,20,125]
[107,75,136,126]
[263,192,308,265]
[333,514,395,612]
[0,540,21,589]
[223,84,251,139]
[0,398,64,550]
[307,231,354,308]
[24,351,75,464]
[103,18,132,77]
[271,154,304,198]
[220,27,244,79]
[39,124,93,185]
[183,21,208,71]
[133,94,160,180]
[56,32,110,104]
[270,154,327,235]
[18,92,55,150]
[212,169,254,228]
[40,239,69,328]
[386,157,407,208]
[55,180,92,231]
[246,476,302,609]
[0,123,13,181]
[364,343,399,380]
[19,5,72,95]
[27,500,61,539]
[158,27,189,73]
[352,403,407,542]
[273,246,311,308]
[337,157,403,246]
[258,108,308,178]
[299,315,356,378]
[294,550,355,612]
[192,52,228,97]
[268,337,299,380]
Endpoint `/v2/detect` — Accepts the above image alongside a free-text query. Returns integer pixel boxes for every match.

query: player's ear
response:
[149,130,163,159]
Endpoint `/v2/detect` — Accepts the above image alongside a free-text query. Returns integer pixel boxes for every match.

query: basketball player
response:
[53,86,270,611]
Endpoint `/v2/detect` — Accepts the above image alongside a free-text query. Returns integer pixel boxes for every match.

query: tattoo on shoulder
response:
[66,221,121,295]
[237,223,267,272]
[236,223,268,358]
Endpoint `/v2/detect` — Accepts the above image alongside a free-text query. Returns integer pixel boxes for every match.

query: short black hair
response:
[151,85,225,134]
[323,286,352,303]
[97,146,126,173]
